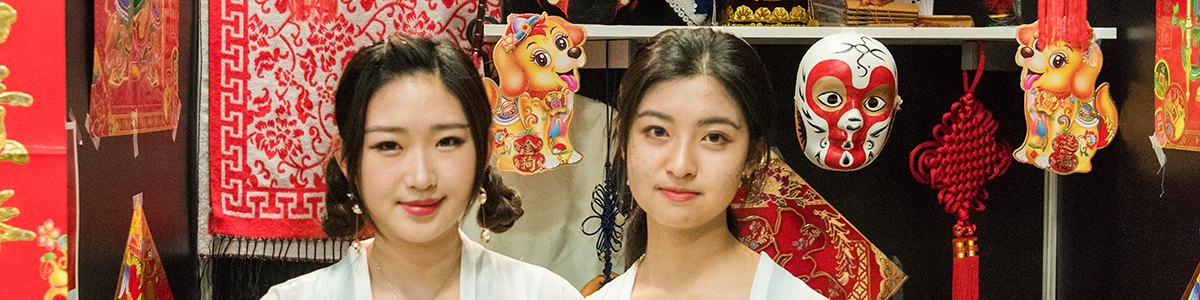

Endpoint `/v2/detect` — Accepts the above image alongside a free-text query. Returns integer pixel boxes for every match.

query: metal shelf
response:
[484,24,1117,45]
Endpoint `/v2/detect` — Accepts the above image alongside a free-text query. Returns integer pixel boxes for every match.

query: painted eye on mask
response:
[1050,51,1068,69]
[864,96,886,112]
[554,33,569,50]
[532,49,551,67]
[817,91,843,108]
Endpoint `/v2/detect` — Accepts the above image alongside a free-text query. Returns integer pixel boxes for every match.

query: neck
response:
[369,226,462,299]
[637,210,759,289]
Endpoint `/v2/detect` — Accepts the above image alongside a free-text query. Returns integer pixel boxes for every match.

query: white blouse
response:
[261,230,583,300]
[585,253,828,300]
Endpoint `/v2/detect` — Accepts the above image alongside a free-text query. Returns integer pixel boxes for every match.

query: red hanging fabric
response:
[1039,0,1091,48]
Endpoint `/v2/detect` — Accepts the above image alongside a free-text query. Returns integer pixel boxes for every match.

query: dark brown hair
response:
[615,28,772,267]
[322,34,523,237]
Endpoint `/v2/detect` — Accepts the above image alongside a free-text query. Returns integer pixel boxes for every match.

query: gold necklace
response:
[372,258,402,299]
[370,250,455,299]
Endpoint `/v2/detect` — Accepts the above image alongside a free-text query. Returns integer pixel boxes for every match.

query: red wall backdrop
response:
[0,0,71,298]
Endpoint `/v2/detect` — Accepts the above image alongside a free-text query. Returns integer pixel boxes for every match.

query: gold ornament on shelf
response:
[0,2,31,165]
[721,5,817,26]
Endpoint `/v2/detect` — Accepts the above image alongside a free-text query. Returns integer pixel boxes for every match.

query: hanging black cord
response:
[582,63,624,284]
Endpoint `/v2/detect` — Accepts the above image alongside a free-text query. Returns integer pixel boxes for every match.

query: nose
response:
[665,140,697,180]
[406,148,437,191]
[838,109,863,132]
[1020,46,1034,58]
[567,47,582,59]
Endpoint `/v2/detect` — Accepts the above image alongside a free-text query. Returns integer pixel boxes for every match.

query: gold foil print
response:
[0,3,31,165]
[0,3,14,43]
[0,189,36,255]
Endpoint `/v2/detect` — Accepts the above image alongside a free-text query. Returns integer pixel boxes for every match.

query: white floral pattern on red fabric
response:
[210,0,499,238]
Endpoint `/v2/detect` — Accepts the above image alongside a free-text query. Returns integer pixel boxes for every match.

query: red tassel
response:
[1066,0,1090,47]
[953,236,980,300]
[1037,0,1093,47]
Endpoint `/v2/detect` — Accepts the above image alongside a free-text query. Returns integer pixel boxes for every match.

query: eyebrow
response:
[634,110,674,123]
[364,123,469,133]
[635,111,743,129]
[698,117,742,130]
[526,42,538,50]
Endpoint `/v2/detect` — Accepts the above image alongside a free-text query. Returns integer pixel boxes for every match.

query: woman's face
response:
[627,76,751,231]
[354,73,476,244]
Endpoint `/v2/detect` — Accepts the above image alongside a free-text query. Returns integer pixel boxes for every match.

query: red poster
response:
[0,0,72,298]
[89,0,180,138]
[1156,0,1200,150]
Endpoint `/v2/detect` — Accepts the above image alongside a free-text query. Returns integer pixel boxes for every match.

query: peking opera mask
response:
[795,33,902,171]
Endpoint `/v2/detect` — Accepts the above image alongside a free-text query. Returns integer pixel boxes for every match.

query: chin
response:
[646,206,726,231]
[388,220,459,244]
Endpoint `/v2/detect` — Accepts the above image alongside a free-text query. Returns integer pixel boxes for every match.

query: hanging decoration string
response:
[582,82,624,285]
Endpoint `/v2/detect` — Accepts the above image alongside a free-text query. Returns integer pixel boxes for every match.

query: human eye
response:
[642,126,668,139]
[370,141,402,152]
[436,136,466,148]
[701,132,729,145]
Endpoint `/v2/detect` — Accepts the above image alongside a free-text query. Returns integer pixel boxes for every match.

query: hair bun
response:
[477,166,524,233]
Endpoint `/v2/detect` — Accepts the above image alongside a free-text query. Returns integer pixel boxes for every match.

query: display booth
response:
[1,1,1197,299]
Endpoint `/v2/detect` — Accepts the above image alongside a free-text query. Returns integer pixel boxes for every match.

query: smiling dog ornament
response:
[485,13,586,175]
[1013,21,1118,175]
[795,33,901,171]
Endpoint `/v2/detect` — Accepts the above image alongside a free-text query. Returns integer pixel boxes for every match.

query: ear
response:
[742,139,769,176]
[1071,42,1103,99]
[493,47,529,98]
[549,16,587,46]
[330,135,350,178]
[484,77,501,109]
[1016,22,1037,46]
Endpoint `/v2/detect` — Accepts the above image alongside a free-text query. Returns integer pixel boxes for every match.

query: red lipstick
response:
[659,187,699,202]
[401,198,442,216]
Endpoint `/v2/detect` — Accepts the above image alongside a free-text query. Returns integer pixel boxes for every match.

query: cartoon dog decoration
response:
[1013,21,1119,175]
[484,13,586,174]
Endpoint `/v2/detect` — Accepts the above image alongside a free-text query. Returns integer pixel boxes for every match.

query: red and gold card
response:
[733,152,906,300]
[114,205,174,300]
[89,0,181,137]
[1156,0,1200,151]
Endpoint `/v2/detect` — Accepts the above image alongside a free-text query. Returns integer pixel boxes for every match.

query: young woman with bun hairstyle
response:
[263,34,580,300]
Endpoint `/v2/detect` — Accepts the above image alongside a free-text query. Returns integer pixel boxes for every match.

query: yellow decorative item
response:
[1013,21,1119,175]
[721,5,817,26]
[0,189,36,255]
[485,13,586,175]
